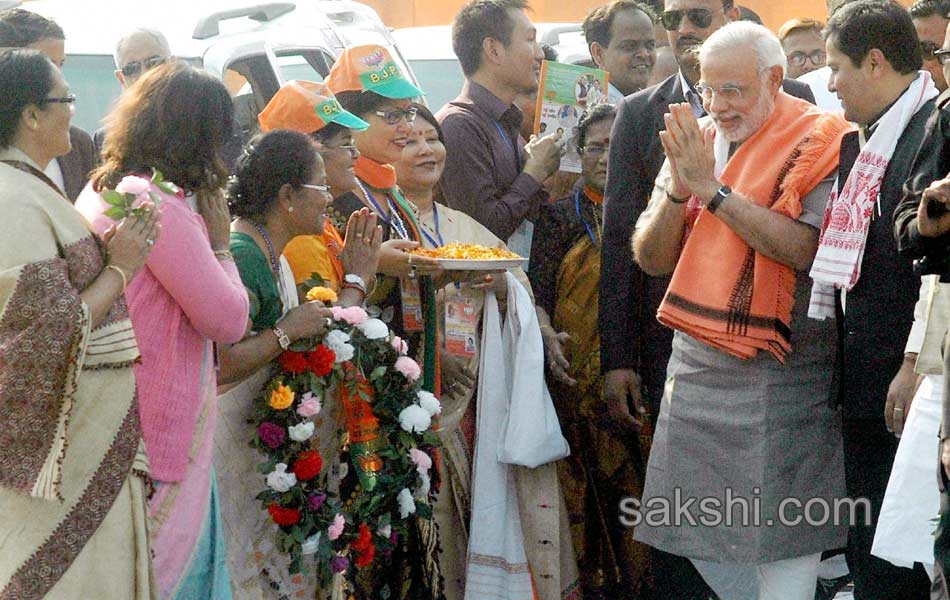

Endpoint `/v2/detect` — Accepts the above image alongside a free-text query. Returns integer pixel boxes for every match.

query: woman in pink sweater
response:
[76,62,248,599]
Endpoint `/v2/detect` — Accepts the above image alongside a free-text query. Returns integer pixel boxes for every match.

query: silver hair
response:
[113,28,170,68]
[698,21,787,79]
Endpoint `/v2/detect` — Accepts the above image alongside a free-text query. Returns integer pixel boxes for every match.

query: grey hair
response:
[113,28,170,68]
[698,21,787,79]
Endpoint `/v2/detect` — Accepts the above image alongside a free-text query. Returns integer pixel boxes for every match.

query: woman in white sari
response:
[213,129,380,599]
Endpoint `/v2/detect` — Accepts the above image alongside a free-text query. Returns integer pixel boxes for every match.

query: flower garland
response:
[252,287,442,584]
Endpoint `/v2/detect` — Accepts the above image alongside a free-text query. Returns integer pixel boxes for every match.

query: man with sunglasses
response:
[911,0,950,92]
[598,4,814,594]
[93,28,171,154]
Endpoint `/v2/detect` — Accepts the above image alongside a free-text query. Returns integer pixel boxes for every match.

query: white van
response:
[16,0,420,138]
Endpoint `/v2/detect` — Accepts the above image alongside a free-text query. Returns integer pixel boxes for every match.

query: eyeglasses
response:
[39,94,76,105]
[660,7,724,31]
[921,41,943,61]
[787,49,826,68]
[120,55,167,78]
[581,143,609,157]
[695,81,748,102]
[373,106,418,125]
[300,183,332,196]
[936,48,950,65]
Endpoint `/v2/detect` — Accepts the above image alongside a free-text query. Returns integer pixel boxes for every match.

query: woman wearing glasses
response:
[528,103,652,598]
[213,128,381,599]
[258,80,385,305]
[76,61,248,599]
[325,44,444,396]
[0,48,158,597]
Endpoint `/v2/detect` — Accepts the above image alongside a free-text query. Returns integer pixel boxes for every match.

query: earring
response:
[288,205,295,213]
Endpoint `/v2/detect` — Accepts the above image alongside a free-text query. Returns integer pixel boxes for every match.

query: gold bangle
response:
[106,264,128,292]
[214,249,234,261]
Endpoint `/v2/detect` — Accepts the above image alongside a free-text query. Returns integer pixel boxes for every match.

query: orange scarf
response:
[657,93,851,362]
[354,155,397,190]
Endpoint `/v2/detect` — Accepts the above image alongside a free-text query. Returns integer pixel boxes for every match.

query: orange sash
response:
[657,93,851,362]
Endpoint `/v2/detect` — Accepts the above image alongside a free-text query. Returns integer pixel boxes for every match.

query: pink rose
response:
[408,448,432,476]
[115,175,152,200]
[394,356,421,382]
[327,513,345,540]
[330,305,368,325]
[296,392,322,418]
[391,335,408,355]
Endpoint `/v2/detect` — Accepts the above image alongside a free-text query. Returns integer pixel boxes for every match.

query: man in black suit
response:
[814,2,936,597]
[598,1,814,597]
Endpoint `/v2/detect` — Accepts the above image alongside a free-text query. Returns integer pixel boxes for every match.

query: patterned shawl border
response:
[0,400,140,600]
[466,552,532,574]
[0,255,88,499]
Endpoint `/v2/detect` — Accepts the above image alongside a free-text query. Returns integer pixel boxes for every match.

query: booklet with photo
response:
[533,60,610,173]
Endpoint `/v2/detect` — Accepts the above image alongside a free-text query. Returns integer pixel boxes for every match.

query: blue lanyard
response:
[357,180,409,240]
[420,202,444,248]
[493,121,520,168]
[575,190,597,245]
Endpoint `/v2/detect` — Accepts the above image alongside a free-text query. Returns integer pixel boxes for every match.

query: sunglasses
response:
[373,106,417,125]
[661,7,724,31]
[936,48,950,66]
[921,41,943,61]
[39,93,76,105]
[787,49,826,68]
[300,183,332,195]
[120,55,167,78]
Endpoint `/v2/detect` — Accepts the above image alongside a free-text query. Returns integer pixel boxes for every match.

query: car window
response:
[276,51,334,83]
[61,54,122,133]
[407,58,464,113]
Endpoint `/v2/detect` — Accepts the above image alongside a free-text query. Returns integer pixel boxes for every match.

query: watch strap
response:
[708,185,731,214]
[272,326,291,350]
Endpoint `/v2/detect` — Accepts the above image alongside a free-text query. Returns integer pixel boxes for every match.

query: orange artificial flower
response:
[307,286,338,303]
[269,384,295,410]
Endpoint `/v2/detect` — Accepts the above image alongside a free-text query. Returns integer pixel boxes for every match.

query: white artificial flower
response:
[398,404,431,434]
[356,317,389,340]
[324,329,355,363]
[266,463,297,493]
[301,532,322,555]
[397,488,416,519]
[415,472,431,499]
[377,524,392,538]
[288,421,315,442]
[416,390,442,416]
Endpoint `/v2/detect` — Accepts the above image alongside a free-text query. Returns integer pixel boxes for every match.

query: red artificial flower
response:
[292,450,323,481]
[268,503,301,526]
[279,350,308,375]
[307,345,335,377]
[352,523,376,568]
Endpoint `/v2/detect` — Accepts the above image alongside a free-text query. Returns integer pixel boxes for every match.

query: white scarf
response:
[808,71,937,319]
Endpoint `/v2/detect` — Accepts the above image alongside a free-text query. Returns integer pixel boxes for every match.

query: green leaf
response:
[104,206,127,219]
[101,190,126,207]
[370,365,387,381]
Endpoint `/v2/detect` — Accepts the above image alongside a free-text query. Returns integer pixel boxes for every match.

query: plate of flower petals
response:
[409,242,527,270]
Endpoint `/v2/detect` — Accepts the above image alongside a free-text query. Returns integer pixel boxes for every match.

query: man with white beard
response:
[631,21,852,600]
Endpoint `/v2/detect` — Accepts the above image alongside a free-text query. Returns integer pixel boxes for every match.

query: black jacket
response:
[598,72,815,410]
[836,99,935,420]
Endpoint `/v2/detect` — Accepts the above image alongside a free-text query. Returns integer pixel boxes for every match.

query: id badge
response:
[400,277,424,332]
[444,294,479,358]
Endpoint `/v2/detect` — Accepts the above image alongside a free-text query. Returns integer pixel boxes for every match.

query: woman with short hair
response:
[0,47,157,598]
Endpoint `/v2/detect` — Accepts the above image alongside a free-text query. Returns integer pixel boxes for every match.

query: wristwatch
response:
[272,326,291,351]
[343,273,368,295]
[707,185,731,214]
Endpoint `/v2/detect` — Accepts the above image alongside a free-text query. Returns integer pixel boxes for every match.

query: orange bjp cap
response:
[324,45,424,99]
[258,80,369,134]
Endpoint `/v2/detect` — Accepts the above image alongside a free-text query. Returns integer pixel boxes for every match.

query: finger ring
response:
[146,238,154,246]
[408,266,417,279]
[894,407,904,412]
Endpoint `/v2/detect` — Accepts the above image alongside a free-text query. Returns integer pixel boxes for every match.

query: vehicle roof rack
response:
[193,3,296,40]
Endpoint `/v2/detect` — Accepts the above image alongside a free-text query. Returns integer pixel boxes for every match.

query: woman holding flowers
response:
[0,48,157,597]
[214,129,382,599]
[76,61,248,600]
